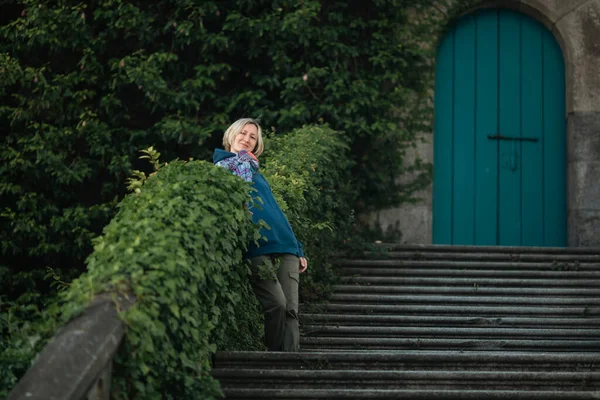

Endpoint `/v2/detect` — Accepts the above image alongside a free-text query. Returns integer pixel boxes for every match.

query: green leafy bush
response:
[2,159,264,399]
[79,160,267,399]
[1,123,353,398]
[261,124,355,301]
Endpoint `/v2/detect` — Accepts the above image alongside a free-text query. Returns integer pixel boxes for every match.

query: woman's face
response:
[231,123,258,154]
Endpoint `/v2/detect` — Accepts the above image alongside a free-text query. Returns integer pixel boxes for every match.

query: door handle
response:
[488,134,538,142]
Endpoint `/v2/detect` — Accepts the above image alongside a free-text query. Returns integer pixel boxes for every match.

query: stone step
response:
[301,325,600,339]
[367,244,600,255]
[331,284,600,296]
[338,267,600,279]
[338,276,600,287]
[337,259,600,271]
[300,314,600,327]
[327,293,600,306]
[214,369,600,389]
[338,259,600,270]
[220,388,600,399]
[299,337,600,351]
[214,350,600,370]
[303,303,600,317]
[363,251,600,262]
[215,245,600,399]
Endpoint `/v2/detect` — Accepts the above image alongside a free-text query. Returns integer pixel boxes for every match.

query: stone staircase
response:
[213,245,600,399]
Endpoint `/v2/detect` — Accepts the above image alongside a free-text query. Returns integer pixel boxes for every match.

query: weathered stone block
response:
[569,209,600,246]
[567,160,600,210]
[555,0,600,112]
[364,204,433,244]
[403,132,433,167]
[470,0,521,12]
[567,111,600,162]
[396,132,434,188]
[519,0,590,29]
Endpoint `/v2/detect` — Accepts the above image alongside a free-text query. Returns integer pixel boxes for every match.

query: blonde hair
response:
[222,118,264,157]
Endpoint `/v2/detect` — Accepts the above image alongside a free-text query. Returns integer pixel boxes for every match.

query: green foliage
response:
[217,0,440,210]
[79,160,264,399]
[0,0,450,306]
[0,0,223,303]
[126,146,164,192]
[1,123,353,398]
[2,159,265,399]
[261,124,355,301]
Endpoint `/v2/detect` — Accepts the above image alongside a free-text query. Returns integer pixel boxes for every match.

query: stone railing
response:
[8,293,134,400]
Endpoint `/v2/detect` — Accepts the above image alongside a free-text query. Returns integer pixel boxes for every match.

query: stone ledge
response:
[8,294,135,400]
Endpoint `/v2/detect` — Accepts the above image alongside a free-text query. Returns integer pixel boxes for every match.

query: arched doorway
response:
[433,8,566,246]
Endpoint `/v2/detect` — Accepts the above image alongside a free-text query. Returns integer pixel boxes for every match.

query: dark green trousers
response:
[249,254,300,352]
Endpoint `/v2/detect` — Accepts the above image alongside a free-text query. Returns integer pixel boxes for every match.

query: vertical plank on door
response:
[498,12,522,245]
[543,29,567,246]
[452,15,477,245]
[474,10,499,245]
[521,17,544,246]
[433,31,455,244]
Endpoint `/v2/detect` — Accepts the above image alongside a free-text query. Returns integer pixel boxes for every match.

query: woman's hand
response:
[299,257,308,273]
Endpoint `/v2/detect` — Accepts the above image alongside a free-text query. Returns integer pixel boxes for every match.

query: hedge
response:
[1,124,353,399]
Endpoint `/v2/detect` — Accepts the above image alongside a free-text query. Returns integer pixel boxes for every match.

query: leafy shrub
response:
[261,124,355,301]
[77,160,267,399]
[2,160,265,399]
[1,122,353,398]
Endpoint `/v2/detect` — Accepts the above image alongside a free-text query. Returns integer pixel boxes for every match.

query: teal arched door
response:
[433,9,566,246]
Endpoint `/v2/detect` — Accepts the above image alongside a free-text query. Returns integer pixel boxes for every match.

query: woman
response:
[213,118,308,352]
